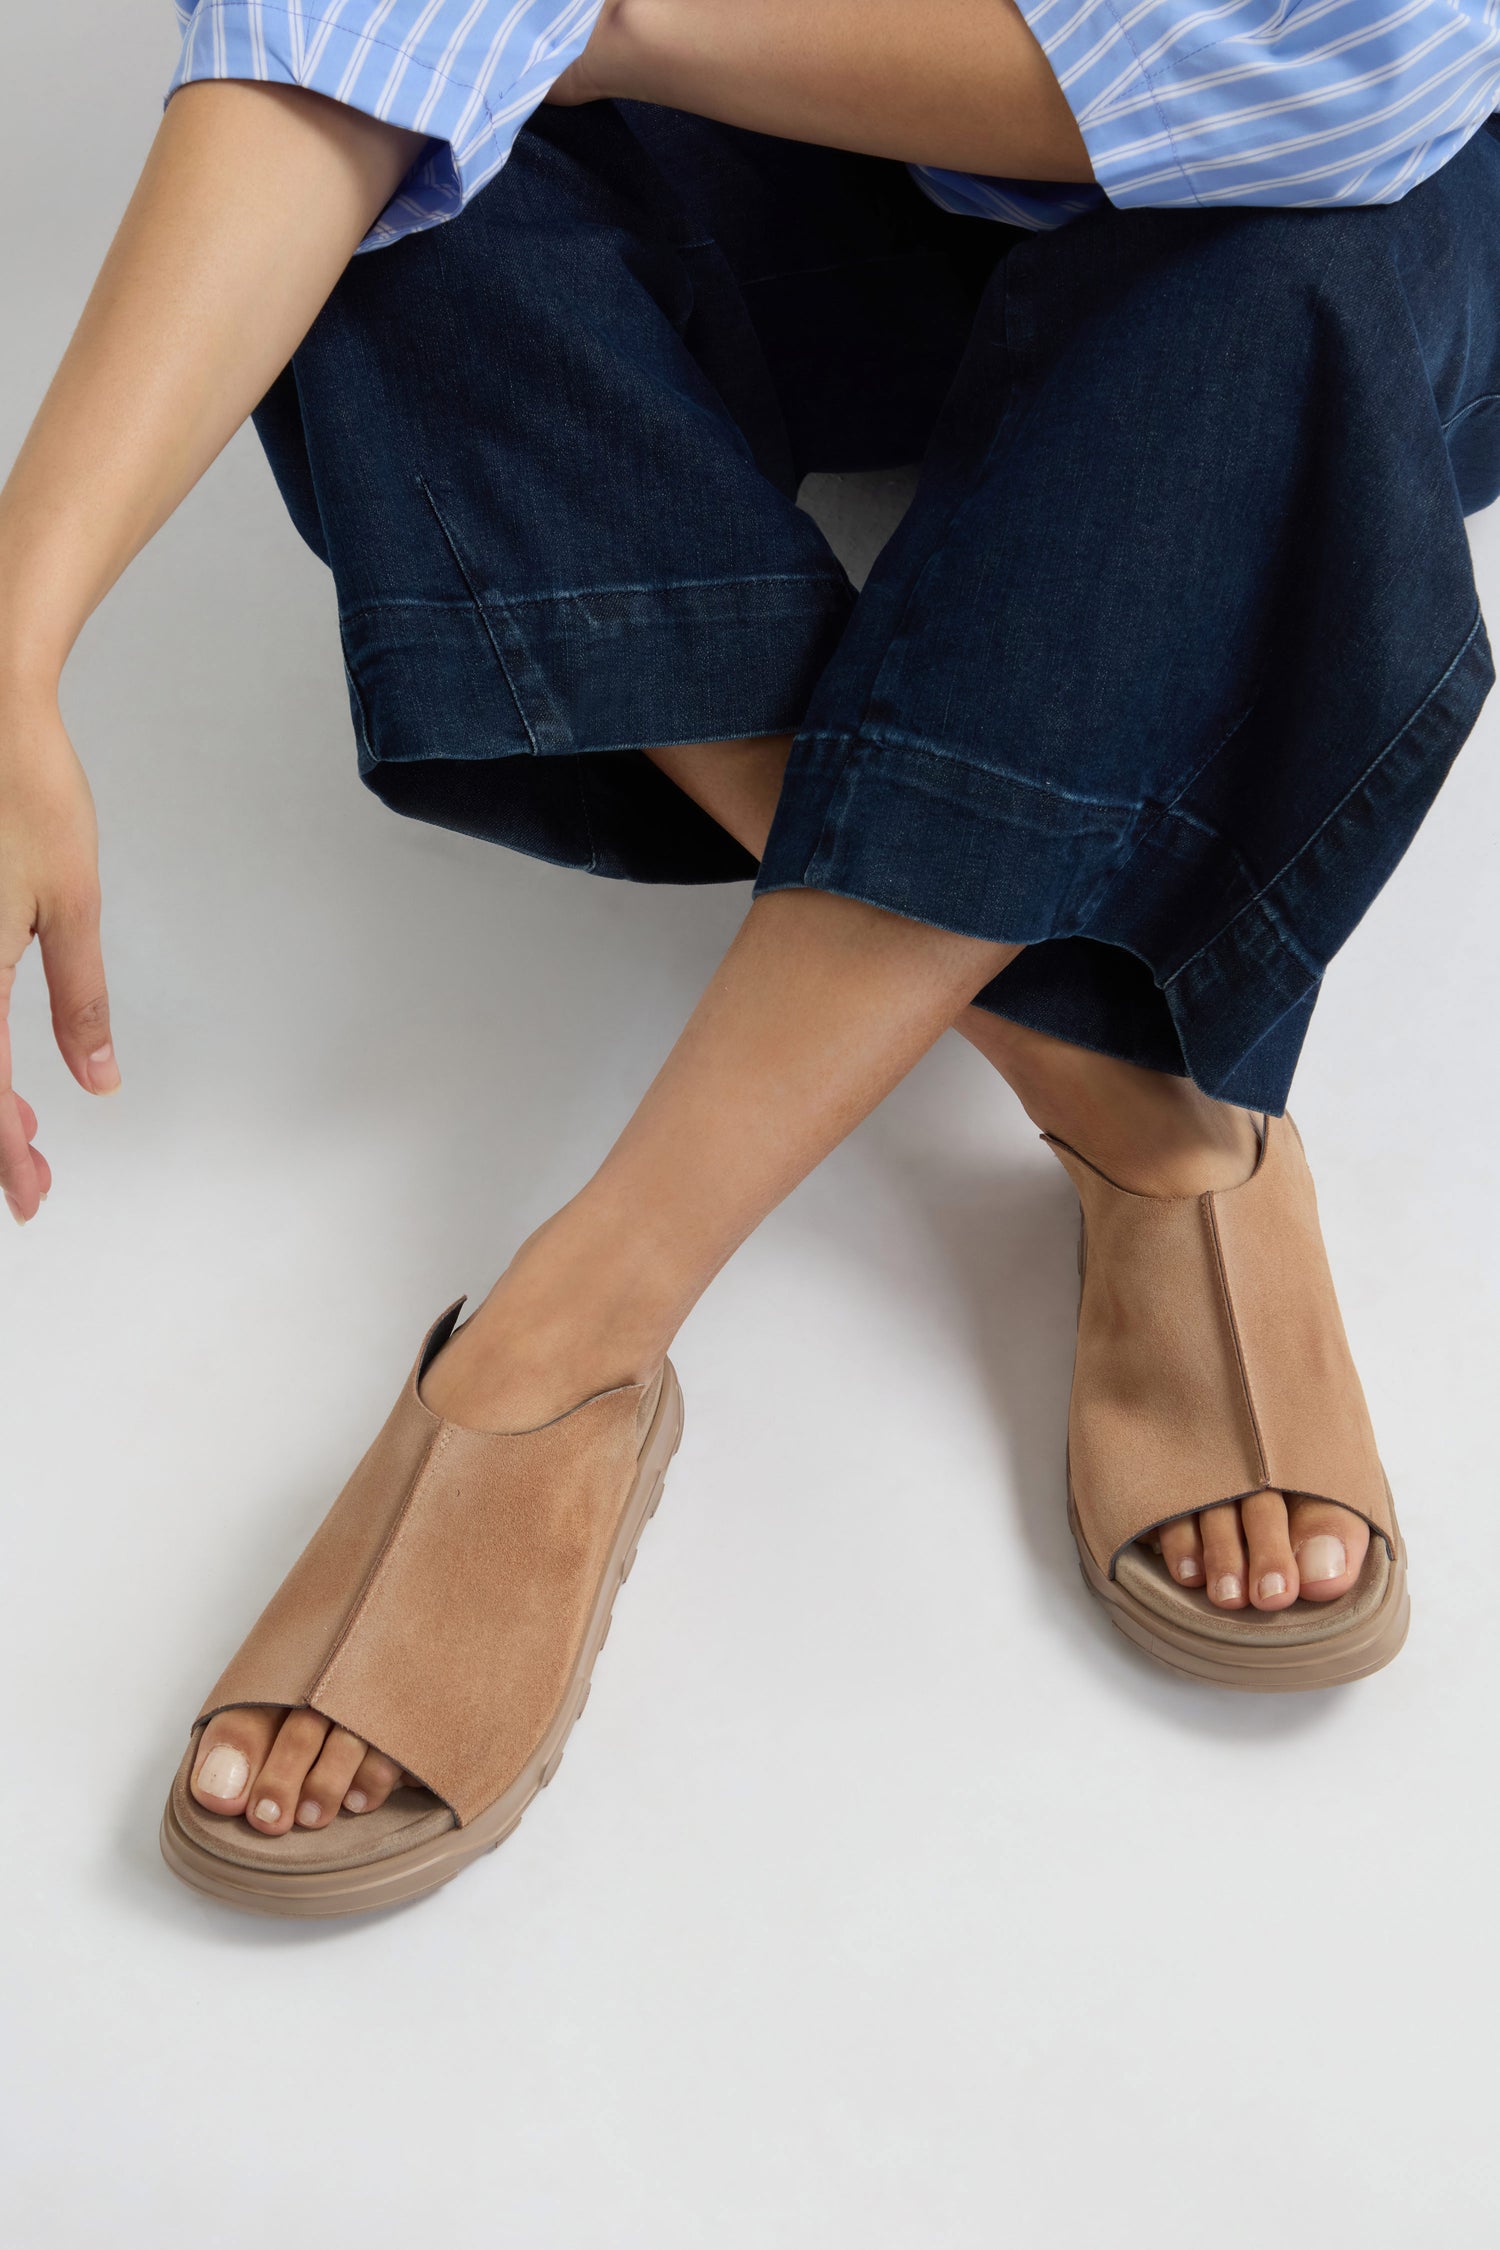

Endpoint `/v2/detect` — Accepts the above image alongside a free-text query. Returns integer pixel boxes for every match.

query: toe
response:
[1157,1516,1205,1588]
[295,1728,368,1829]
[245,1709,330,1835]
[343,1747,406,1816]
[1241,1490,1299,1610]
[1198,1501,1249,1609]
[192,1707,279,1816]
[1288,1498,1369,1602]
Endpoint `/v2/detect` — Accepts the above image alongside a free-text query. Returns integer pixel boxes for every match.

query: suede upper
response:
[1046,1117,1395,1577]
[197,1303,667,1825]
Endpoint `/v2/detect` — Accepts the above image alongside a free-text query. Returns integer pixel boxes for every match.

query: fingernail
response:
[1258,1571,1287,1599]
[295,1799,321,1827]
[1214,1574,1243,1603]
[86,1043,120,1094]
[343,1789,368,1814]
[196,1746,250,1801]
[252,1798,281,1825]
[1297,1534,1348,1584]
[4,1192,25,1225]
[1175,1556,1202,1582]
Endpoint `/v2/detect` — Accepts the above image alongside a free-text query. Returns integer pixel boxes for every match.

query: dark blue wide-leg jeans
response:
[254,104,1500,1112]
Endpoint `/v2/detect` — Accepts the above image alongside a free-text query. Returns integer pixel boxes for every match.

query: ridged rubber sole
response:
[159,1364,684,1918]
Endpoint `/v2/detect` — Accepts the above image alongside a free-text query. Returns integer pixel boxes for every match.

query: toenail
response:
[196,1746,250,1801]
[1258,1571,1287,1599]
[253,1798,280,1825]
[295,1800,320,1827]
[1297,1534,1348,1583]
[1175,1557,1201,1582]
[343,1789,368,1813]
[1213,1574,1243,1603]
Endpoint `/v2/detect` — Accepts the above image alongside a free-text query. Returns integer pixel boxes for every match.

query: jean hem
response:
[755,634,1493,1108]
[341,572,855,771]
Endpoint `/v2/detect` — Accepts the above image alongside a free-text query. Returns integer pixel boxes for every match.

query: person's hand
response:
[0,692,118,1223]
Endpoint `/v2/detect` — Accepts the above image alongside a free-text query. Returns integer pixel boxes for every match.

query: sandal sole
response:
[1068,1486,1410,1691]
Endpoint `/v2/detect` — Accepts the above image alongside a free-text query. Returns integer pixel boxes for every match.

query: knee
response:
[1205,206,1396,334]
[1214,199,1496,475]
[1149,205,1419,444]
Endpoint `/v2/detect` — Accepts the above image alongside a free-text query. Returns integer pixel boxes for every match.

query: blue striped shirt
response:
[168,0,1500,247]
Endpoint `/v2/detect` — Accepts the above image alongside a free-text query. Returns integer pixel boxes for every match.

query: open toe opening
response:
[168,1735,455,1875]
[1113,1534,1392,1647]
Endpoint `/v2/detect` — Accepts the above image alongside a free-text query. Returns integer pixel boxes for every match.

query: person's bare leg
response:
[422,887,1016,1429]
[192,867,1017,1828]
[644,738,1369,1616]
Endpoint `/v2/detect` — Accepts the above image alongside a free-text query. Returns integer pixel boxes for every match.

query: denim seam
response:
[342,658,376,768]
[784,735,1128,926]
[1067,797,1266,947]
[784,727,1331,984]
[820,254,1028,761]
[1047,695,1270,932]
[792,735,1252,940]
[800,740,862,883]
[1164,606,1489,990]
[1097,221,1358,961]
[793,728,1149,819]
[1153,801,1264,896]
[417,478,539,753]
[1117,693,1264,869]
[1064,838,1145,936]
[1441,389,1500,434]
[336,570,848,626]
[1182,977,1317,1096]
[794,726,1270,907]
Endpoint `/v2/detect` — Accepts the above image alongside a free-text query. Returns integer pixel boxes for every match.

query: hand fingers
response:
[10,1092,46,1189]
[0,966,46,1222]
[36,878,119,1096]
[0,1083,50,1216]
[0,1100,42,1221]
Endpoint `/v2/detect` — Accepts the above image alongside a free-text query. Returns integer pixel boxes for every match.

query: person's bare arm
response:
[552,0,1091,182]
[0,81,422,1222]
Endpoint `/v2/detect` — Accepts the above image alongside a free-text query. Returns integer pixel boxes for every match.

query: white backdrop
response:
[2,16,1498,2248]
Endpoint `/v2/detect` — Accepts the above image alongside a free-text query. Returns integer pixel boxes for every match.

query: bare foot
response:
[190,1707,407,1833]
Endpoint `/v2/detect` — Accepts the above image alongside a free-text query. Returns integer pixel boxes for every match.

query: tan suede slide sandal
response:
[160,1302,684,1917]
[1045,1114,1408,1692]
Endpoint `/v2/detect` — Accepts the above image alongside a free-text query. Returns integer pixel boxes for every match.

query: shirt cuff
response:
[168,1,607,251]
[1012,0,1500,214]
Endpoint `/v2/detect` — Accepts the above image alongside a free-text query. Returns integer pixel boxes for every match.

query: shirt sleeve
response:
[168,1,607,250]
[1012,0,1500,211]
